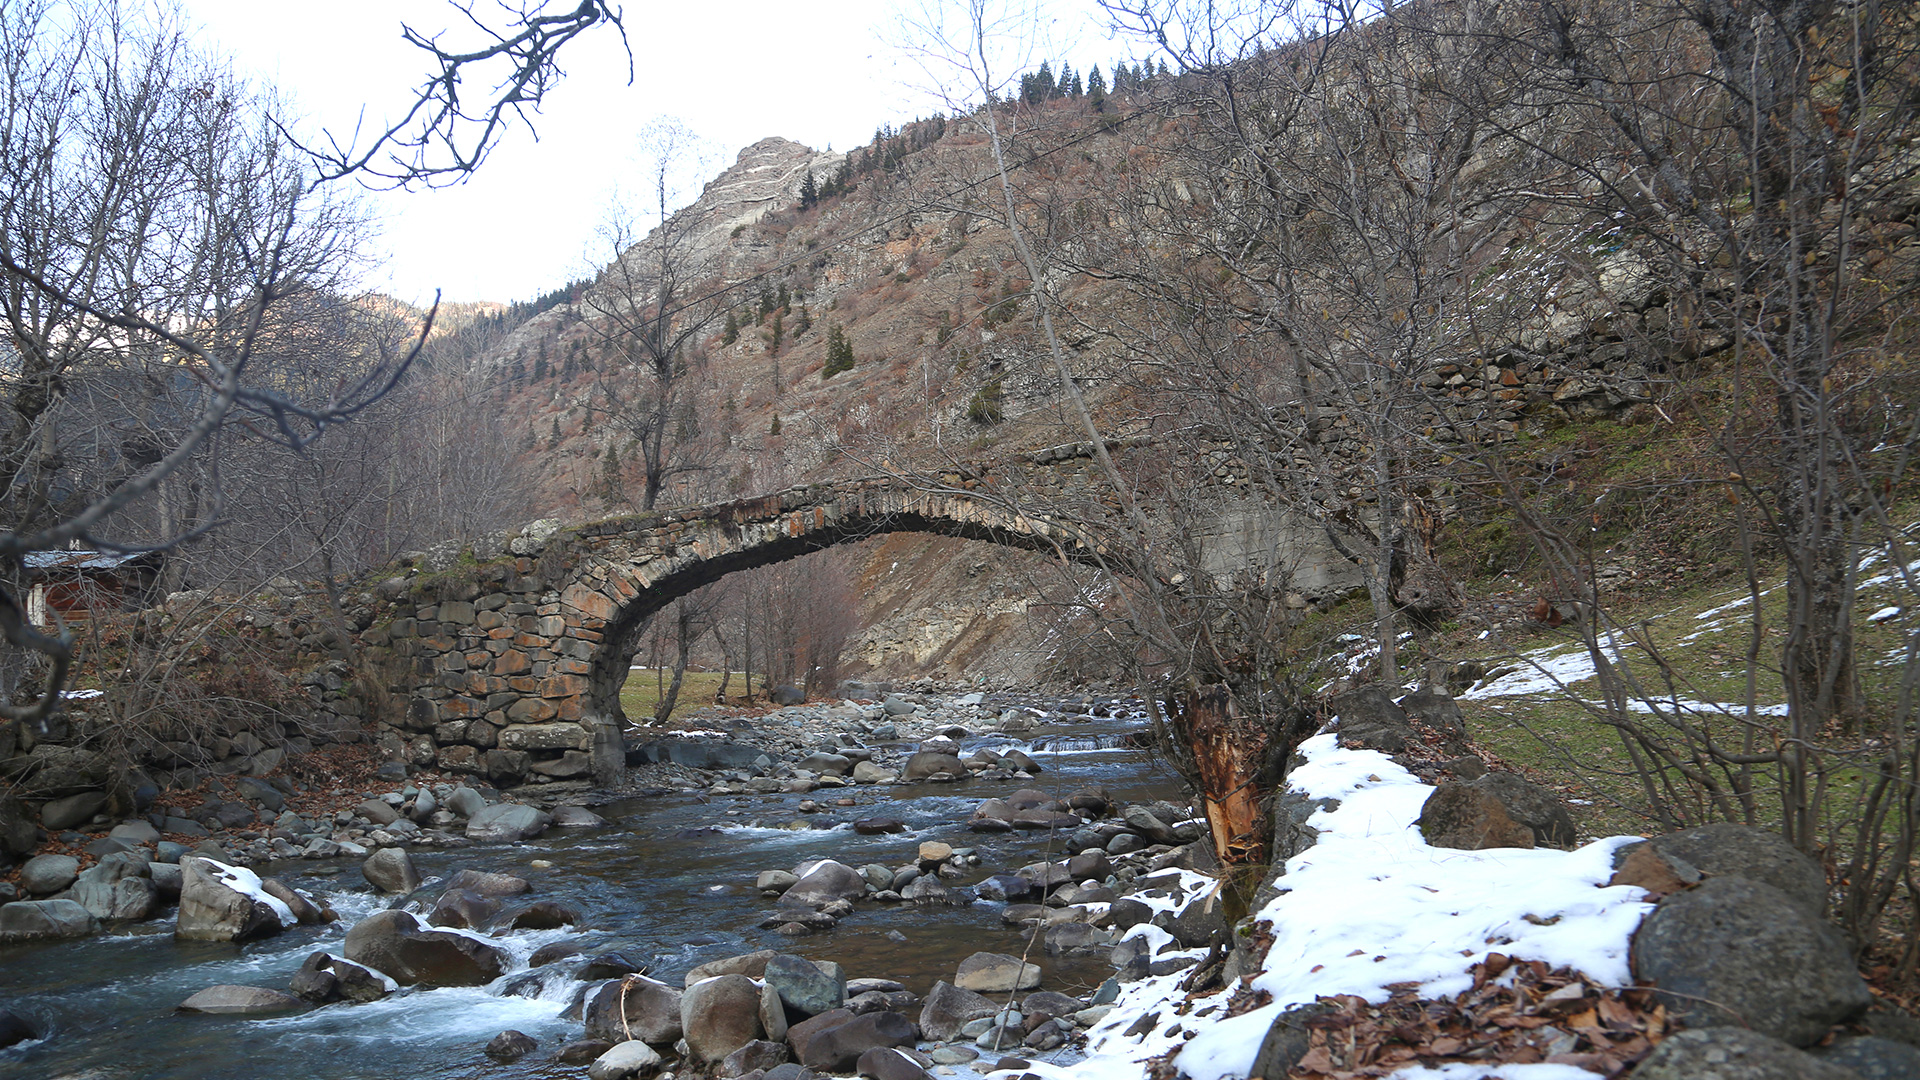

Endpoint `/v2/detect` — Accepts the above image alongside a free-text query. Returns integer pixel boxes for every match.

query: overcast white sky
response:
[179,0,1125,307]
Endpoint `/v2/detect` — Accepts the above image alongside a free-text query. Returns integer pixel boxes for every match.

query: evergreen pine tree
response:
[602,443,621,503]
[1057,62,1075,98]
[769,309,783,353]
[548,417,561,449]
[777,283,790,312]
[823,324,855,378]
[798,170,817,210]
[723,311,739,346]
[1088,65,1107,112]
[793,304,811,336]
[769,414,782,436]
[533,354,549,380]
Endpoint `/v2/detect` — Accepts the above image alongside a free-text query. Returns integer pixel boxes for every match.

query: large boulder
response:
[0,898,98,943]
[1815,1034,1920,1079]
[763,953,846,1019]
[19,853,79,896]
[794,1011,915,1072]
[175,857,289,942]
[1631,875,1869,1045]
[680,973,764,1062]
[1631,1027,1861,1080]
[1415,783,1537,850]
[1395,687,1473,756]
[71,868,157,922]
[288,951,396,1004]
[428,888,500,930]
[39,790,109,830]
[1330,686,1415,752]
[901,752,967,781]
[362,848,422,894]
[178,985,303,1015]
[685,949,778,985]
[1463,773,1576,848]
[341,909,508,987]
[465,803,551,842]
[918,981,999,1041]
[955,952,1041,993]
[0,797,37,858]
[721,1039,790,1077]
[584,975,683,1045]
[444,869,531,896]
[1620,823,1828,920]
[0,1009,37,1049]
[857,1046,934,1080]
[587,1040,662,1080]
[779,860,867,908]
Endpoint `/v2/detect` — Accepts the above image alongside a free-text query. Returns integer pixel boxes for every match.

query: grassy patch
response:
[616,668,738,724]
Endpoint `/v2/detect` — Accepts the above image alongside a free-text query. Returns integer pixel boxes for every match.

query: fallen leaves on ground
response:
[1287,957,1666,1078]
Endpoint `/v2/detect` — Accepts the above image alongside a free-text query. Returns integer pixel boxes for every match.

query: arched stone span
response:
[371,479,1098,787]
[573,483,1082,728]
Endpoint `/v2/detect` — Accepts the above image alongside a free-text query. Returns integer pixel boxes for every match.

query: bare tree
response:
[0,0,618,724]
[582,120,729,511]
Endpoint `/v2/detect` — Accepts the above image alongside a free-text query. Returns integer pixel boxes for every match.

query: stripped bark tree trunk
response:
[1172,683,1269,867]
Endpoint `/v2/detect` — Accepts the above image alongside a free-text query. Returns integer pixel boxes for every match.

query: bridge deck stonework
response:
[362,479,1075,787]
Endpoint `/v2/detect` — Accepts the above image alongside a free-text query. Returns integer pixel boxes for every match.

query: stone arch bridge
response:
[358,468,1353,788]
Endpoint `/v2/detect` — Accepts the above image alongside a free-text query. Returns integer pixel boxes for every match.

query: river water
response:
[0,705,1184,1080]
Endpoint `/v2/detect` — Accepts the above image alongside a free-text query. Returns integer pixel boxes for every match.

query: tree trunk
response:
[1171,684,1269,866]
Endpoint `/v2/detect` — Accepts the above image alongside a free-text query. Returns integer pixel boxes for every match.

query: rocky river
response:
[0,690,1208,1080]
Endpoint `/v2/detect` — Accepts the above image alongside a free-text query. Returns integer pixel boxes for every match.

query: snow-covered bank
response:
[1005,732,1655,1080]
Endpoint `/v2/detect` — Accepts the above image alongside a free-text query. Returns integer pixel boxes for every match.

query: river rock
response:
[289,951,395,1003]
[446,786,488,818]
[852,817,908,835]
[445,869,531,896]
[1631,875,1869,1045]
[1466,773,1576,847]
[1000,749,1041,773]
[764,953,846,1018]
[176,857,288,942]
[362,847,422,894]
[428,888,500,929]
[465,802,551,842]
[901,752,965,781]
[857,1046,933,1080]
[0,1009,37,1048]
[1121,805,1180,844]
[797,752,852,776]
[973,874,1033,902]
[357,798,400,826]
[72,872,157,922]
[585,975,683,1045]
[918,981,999,1040]
[508,900,581,930]
[795,1012,915,1072]
[779,860,866,907]
[178,985,302,1015]
[761,979,790,1043]
[1632,1027,1860,1079]
[260,879,328,925]
[955,952,1041,993]
[19,852,79,895]
[723,1039,791,1077]
[588,1039,663,1080]
[485,1030,539,1062]
[0,898,98,943]
[851,761,898,784]
[686,949,778,985]
[40,790,108,831]
[757,870,800,891]
[342,909,508,987]
[558,1039,616,1065]
[552,804,608,827]
[578,952,647,980]
[681,973,764,1061]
